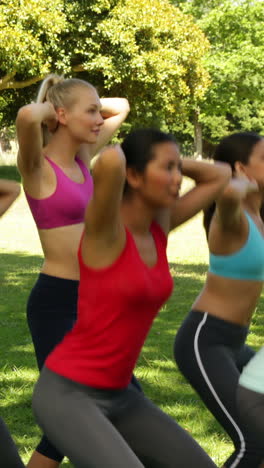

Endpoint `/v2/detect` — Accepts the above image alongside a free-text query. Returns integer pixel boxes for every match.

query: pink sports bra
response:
[25,156,93,229]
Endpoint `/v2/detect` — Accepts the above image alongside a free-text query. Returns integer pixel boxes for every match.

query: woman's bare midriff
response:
[38,223,84,280]
[193,272,263,327]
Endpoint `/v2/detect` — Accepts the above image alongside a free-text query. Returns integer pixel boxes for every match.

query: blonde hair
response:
[36,74,95,145]
[37,73,95,108]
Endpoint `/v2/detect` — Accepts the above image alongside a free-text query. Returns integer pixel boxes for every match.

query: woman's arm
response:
[16,102,57,174]
[79,98,130,163]
[0,179,21,217]
[214,174,258,232]
[82,145,126,268]
[157,159,231,234]
[85,145,126,237]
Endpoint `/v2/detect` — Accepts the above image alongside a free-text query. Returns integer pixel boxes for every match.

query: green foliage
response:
[0,0,67,125]
[0,86,40,128]
[199,0,264,142]
[0,0,210,135]
[2,0,264,146]
[173,0,264,145]
[173,0,232,18]
[83,0,210,130]
[0,0,67,80]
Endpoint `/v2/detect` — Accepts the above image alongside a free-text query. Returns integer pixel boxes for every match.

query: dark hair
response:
[204,132,263,238]
[121,128,177,194]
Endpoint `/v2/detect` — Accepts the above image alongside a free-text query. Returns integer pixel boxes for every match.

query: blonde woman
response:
[16,74,131,468]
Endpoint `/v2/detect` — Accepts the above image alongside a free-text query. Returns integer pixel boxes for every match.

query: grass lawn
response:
[0,166,263,467]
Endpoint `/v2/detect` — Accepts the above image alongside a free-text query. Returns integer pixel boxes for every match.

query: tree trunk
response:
[194,109,203,159]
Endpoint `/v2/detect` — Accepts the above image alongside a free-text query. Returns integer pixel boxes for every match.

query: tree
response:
[0,0,67,90]
[0,0,67,125]
[73,0,210,132]
[0,0,210,140]
[172,0,229,19]
[173,0,264,155]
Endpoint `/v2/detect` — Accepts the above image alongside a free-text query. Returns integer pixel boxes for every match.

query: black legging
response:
[237,385,264,446]
[174,310,264,468]
[0,417,24,467]
[27,273,142,462]
[32,367,217,468]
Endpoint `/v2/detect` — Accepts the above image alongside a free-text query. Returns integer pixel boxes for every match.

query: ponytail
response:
[36,74,64,104]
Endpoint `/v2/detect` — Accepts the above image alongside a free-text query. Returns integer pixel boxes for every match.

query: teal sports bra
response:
[209,212,264,281]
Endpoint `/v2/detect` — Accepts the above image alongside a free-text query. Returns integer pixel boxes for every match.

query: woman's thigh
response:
[112,388,217,468]
[32,369,144,468]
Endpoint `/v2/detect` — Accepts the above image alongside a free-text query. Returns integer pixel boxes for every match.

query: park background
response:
[1,0,264,465]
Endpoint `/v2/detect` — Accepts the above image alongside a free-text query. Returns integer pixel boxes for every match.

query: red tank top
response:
[46,221,173,388]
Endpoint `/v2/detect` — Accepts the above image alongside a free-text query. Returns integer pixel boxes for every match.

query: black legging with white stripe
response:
[174,310,264,468]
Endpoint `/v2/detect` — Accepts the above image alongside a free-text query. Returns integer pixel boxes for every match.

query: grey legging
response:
[0,417,24,467]
[32,367,216,468]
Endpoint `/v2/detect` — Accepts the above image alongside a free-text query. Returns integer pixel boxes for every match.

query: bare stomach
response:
[38,223,84,281]
[193,273,263,327]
